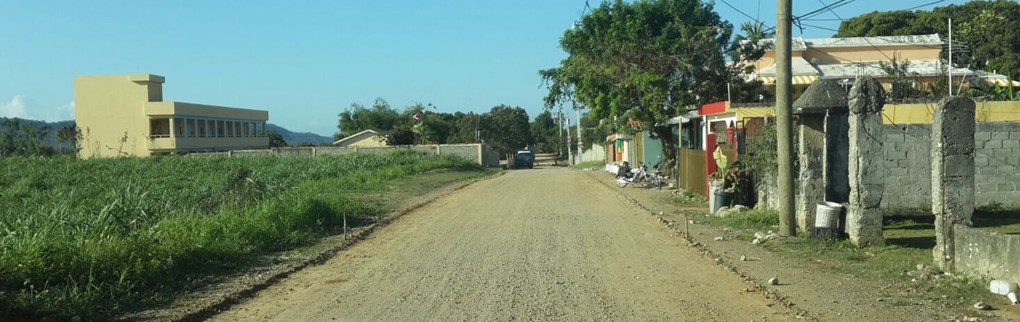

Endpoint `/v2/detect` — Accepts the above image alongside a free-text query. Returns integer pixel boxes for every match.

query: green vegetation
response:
[541,0,768,175]
[334,98,537,154]
[665,190,708,208]
[573,160,605,169]
[699,209,779,231]
[0,151,483,320]
[698,210,1001,307]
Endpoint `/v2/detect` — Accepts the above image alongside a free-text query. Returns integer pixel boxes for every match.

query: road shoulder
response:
[578,168,1012,322]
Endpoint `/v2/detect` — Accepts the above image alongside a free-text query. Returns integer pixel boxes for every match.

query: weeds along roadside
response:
[0,151,483,320]
[693,208,1002,311]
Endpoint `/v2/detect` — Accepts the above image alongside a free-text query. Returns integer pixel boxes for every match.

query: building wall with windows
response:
[74,74,269,158]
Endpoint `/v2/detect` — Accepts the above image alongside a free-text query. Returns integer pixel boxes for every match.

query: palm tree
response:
[736,21,773,43]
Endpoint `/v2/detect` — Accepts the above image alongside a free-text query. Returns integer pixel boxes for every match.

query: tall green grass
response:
[0,151,480,320]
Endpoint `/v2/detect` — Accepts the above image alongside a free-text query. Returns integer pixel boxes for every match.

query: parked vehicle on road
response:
[513,150,534,169]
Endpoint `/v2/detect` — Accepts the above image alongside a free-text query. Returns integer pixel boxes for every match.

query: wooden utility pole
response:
[776,0,796,236]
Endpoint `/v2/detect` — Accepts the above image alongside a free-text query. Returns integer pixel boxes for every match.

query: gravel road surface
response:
[211,168,795,321]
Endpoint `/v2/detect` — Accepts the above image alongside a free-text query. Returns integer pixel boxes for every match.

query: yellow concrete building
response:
[333,129,388,147]
[74,74,269,158]
[751,34,982,97]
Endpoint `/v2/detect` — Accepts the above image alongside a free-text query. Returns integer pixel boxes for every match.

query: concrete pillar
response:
[846,77,886,247]
[169,118,177,138]
[797,115,826,231]
[792,79,849,232]
[932,96,976,270]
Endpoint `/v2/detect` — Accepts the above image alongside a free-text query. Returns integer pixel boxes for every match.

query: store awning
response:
[759,75,819,85]
[987,78,1020,87]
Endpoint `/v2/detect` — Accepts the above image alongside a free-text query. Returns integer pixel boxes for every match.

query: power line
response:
[800,23,840,33]
[910,0,947,10]
[761,0,853,34]
[720,0,770,29]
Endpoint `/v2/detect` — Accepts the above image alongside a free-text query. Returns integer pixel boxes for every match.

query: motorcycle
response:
[615,163,648,188]
[616,161,667,189]
[642,166,667,190]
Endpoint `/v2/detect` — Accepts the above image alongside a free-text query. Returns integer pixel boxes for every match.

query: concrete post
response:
[846,77,886,247]
[792,79,849,232]
[797,115,826,231]
[932,96,976,270]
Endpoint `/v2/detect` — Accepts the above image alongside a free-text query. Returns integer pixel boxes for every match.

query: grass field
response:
[0,151,485,320]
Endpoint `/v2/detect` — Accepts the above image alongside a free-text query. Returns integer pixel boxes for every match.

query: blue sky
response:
[0,0,969,136]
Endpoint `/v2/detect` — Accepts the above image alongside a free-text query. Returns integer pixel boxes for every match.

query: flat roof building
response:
[74,74,270,158]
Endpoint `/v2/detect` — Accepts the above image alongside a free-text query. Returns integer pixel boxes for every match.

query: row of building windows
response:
[150,118,267,139]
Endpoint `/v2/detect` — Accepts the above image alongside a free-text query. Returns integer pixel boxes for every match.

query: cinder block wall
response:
[881,122,1020,210]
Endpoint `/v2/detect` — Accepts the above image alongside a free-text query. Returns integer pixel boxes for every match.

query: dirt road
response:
[211,168,796,321]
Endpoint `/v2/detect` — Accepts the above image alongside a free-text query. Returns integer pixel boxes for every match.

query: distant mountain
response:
[1,118,333,149]
[265,123,333,146]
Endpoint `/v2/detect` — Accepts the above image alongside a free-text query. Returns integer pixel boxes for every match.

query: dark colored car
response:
[513,150,534,169]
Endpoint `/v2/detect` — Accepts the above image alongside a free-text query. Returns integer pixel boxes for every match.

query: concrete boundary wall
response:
[190,144,500,167]
[577,145,607,164]
[882,121,1020,210]
[952,226,1020,282]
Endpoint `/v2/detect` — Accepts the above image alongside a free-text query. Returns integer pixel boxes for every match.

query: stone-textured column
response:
[797,115,826,231]
[792,79,849,232]
[932,96,976,270]
[846,77,886,247]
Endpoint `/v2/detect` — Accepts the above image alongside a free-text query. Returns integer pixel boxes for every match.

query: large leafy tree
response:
[335,98,400,140]
[836,0,1020,81]
[541,0,740,173]
[530,110,560,154]
[450,112,482,144]
[480,105,531,155]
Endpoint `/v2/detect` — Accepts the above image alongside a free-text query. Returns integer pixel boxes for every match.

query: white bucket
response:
[814,202,843,228]
[990,279,1018,295]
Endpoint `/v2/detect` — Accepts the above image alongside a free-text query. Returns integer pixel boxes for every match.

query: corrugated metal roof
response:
[805,34,942,48]
[756,34,942,50]
[816,60,973,79]
[755,56,820,76]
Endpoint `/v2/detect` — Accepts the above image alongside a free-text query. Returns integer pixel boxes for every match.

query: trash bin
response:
[815,202,843,228]
[713,190,734,212]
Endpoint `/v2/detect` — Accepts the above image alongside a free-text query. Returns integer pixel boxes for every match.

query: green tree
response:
[579,112,610,152]
[530,110,560,153]
[541,0,743,172]
[335,98,400,140]
[56,125,81,154]
[479,105,531,155]
[267,131,287,147]
[878,57,928,100]
[387,126,416,145]
[0,118,18,156]
[449,112,481,144]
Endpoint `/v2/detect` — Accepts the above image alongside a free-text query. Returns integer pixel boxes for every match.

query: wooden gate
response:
[679,148,707,197]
